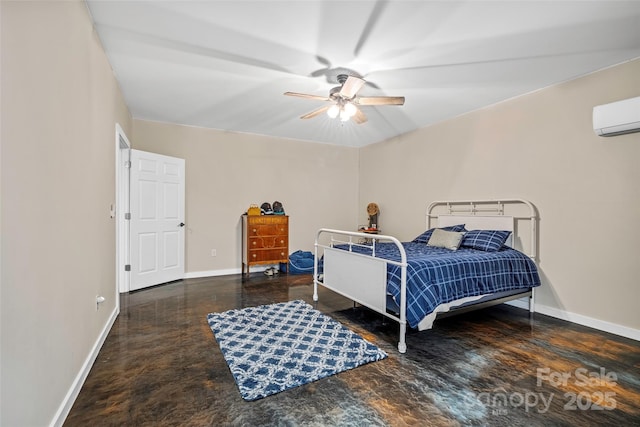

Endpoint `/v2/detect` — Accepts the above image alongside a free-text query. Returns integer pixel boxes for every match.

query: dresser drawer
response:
[247,224,287,237]
[247,216,288,226]
[249,236,288,249]
[248,248,288,262]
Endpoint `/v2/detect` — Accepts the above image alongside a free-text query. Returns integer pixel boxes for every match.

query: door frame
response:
[115,123,131,295]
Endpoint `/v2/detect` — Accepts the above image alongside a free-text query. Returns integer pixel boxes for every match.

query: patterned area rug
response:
[207,299,387,401]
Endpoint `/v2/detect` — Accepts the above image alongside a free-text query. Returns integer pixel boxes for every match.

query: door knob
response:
[179,222,185,227]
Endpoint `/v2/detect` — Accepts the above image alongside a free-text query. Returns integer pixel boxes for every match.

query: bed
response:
[313,199,541,353]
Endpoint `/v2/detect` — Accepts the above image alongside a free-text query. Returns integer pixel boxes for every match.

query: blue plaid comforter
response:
[335,242,540,328]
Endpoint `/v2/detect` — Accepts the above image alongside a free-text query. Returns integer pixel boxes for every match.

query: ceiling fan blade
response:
[284,92,330,101]
[339,76,366,98]
[352,108,368,124]
[300,105,331,120]
[356,96,405,106]
[354,0,389,57]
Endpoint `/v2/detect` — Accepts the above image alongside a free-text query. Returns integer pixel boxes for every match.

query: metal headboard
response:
[426,199,538,262]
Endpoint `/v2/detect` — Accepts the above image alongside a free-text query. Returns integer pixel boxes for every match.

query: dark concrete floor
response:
[65,273,640,426]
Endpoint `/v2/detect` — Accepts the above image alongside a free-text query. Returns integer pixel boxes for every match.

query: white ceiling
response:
[86,1,640,147]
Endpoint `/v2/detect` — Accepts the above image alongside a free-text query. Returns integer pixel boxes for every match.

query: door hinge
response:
[124,264,131,272]
[124,160,131,169]
[124,213,131,220]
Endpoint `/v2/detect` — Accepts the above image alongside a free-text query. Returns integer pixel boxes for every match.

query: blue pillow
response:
[412,224,466,244]
[461,230,511,252]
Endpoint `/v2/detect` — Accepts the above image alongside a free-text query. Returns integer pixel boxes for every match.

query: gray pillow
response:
[427,229,465,250]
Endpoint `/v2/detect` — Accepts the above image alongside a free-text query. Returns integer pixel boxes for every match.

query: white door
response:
[130,149,185,291]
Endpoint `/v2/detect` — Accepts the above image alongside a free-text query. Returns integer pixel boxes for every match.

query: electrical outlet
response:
[96,295,106,311]
[211,249,217,257]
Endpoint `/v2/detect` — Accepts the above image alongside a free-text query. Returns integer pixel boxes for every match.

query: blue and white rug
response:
[207,299,387,401]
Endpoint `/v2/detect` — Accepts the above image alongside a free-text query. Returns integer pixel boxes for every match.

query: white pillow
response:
[427,229,465,250]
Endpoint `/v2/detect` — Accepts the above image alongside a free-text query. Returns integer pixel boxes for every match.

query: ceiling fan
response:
[284,74,405,124]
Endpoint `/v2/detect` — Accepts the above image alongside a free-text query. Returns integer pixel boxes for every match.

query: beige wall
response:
[360,58,640,331]
[1,1,638,425]
[1,1,131,425]
[132,120,359,274]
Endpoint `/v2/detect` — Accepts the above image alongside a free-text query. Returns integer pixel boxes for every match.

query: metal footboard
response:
[313,229,409,353]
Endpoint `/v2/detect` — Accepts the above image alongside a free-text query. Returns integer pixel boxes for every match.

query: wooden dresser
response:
[242,215,289,275]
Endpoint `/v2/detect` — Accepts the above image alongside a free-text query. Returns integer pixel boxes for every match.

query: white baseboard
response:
[184,268,240,278]
[534,303,640,342]
[505,300,639,342]
[184,265,278,279]
[50,305,119,427]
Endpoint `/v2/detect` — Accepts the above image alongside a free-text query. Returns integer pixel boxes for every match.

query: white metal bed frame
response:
[313,199,538,353]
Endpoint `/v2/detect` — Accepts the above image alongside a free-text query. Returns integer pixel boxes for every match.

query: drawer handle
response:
[280,240,284,244]
[281,252,285,256]
[252,254,257,258]
[253,229,257,233]
[252,241,256,246]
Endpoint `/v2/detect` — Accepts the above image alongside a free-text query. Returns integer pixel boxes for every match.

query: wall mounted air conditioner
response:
[593,96,640,137]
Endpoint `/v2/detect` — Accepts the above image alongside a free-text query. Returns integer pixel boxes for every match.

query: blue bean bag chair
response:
[288,250,316,274]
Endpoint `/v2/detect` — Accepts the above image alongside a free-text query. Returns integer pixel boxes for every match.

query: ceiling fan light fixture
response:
[327,104,340,118]
[343,102,357,117]
[285,73,402,125]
